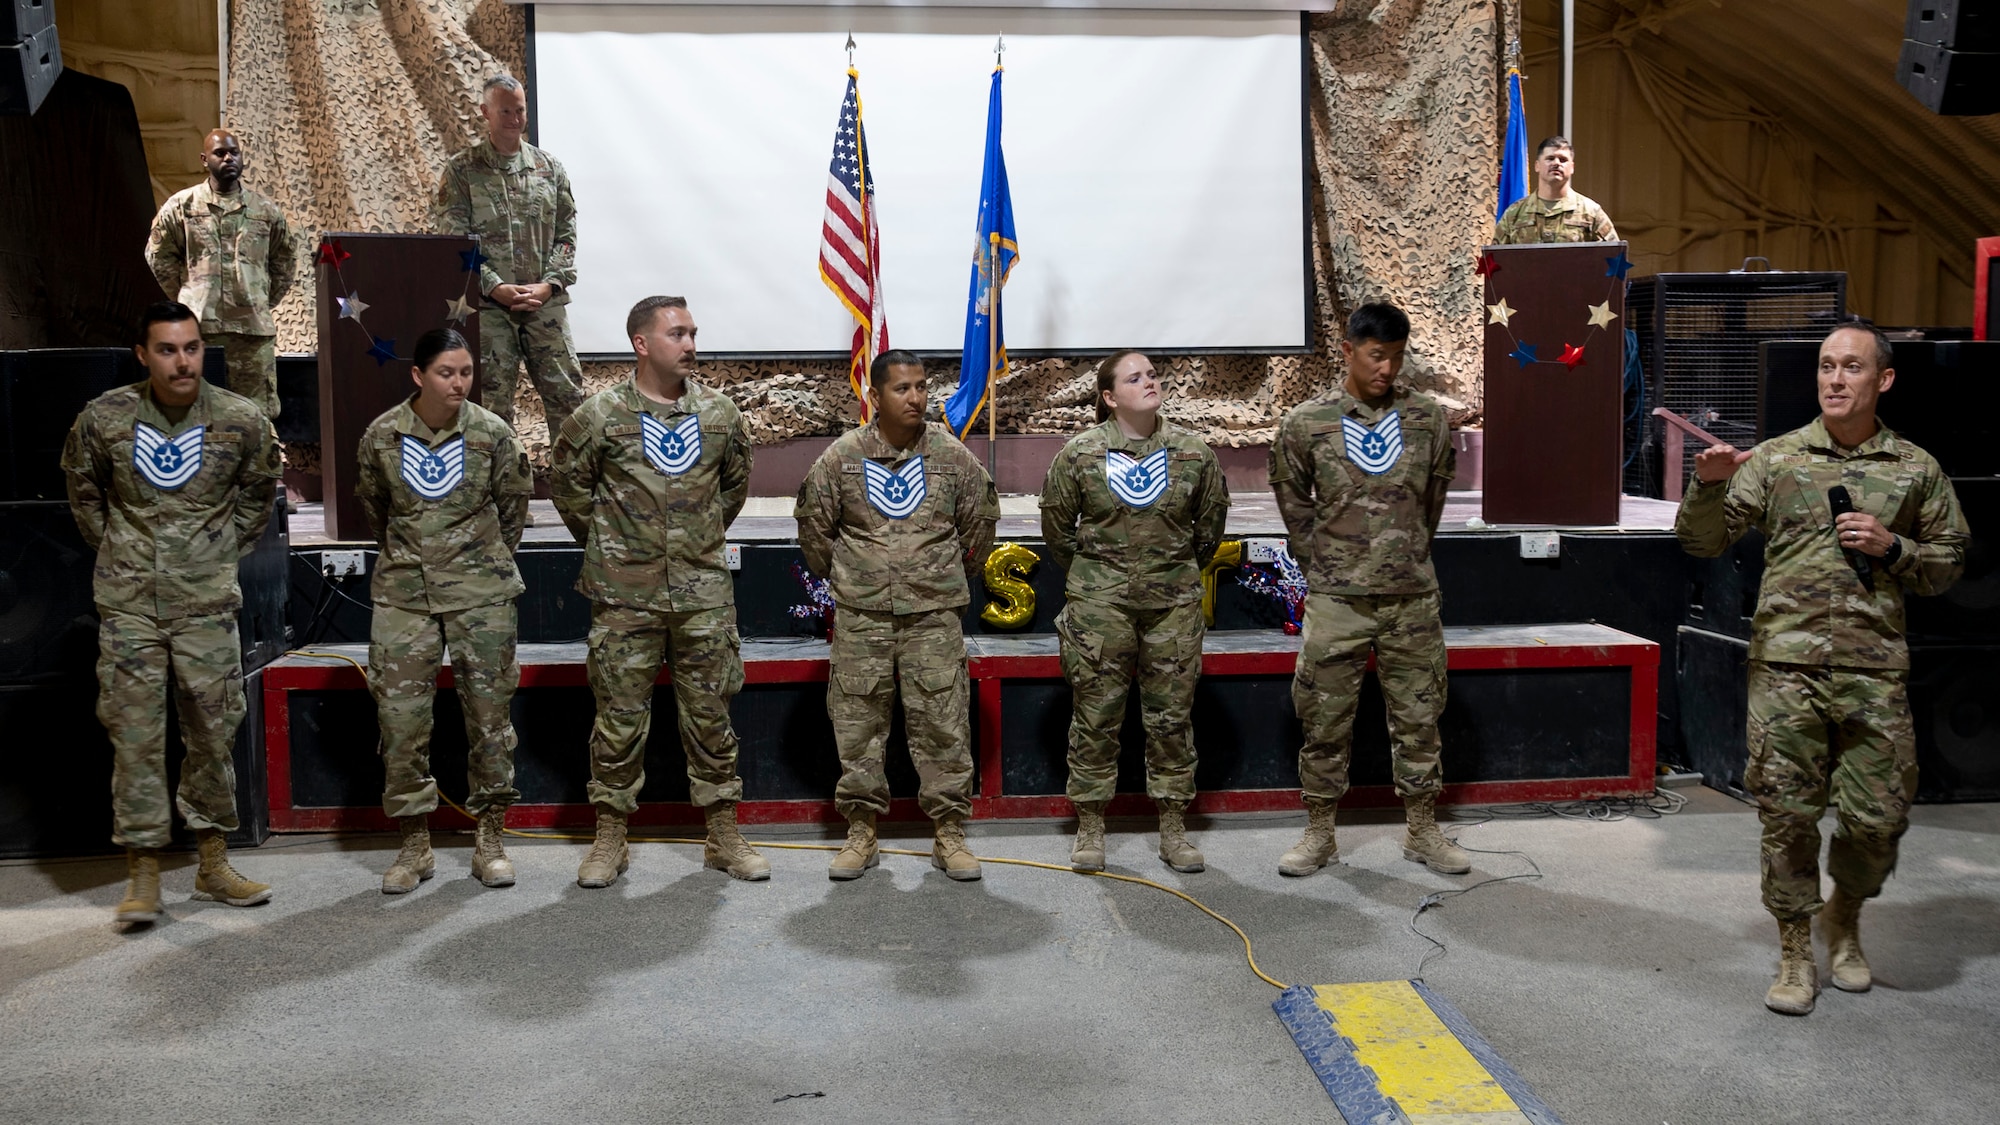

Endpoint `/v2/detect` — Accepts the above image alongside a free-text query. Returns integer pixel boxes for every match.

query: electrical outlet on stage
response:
[1243,538,1289,564]
[726,544,742,571]
[321,550,367,578]
[1518,532,1561,560]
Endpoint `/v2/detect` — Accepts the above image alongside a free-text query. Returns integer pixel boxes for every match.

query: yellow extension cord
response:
[291,649,1288,991]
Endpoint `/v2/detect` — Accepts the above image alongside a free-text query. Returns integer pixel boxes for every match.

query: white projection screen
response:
[530,4,1309,357]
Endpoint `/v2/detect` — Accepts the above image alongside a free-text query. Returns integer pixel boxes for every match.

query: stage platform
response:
[265,623,1658,833]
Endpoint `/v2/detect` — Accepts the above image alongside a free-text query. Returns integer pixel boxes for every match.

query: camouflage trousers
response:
[95,609,244,850]
[208,331,278,419]
[367,601,522,818]
[1056,596,1202,805]
[1292,591,1446,801]
[1745,660,1918,921]
[478,304,585,443]
[828,605,974,820]
[586,601,745,814]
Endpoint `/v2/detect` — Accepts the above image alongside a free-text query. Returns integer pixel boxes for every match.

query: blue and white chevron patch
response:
[863,456,926,519]
[399,434,465,500]
[1341,410,1404,475]
[1105,449,1171,509]
[132,422,203,491]
[640,412,702,476]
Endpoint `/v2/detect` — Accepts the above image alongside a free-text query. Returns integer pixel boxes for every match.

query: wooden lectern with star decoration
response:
[313,232,485,542]
[1477,241,1630,526]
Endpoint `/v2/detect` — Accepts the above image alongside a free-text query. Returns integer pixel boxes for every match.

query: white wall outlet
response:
[1518,532,1561,560]
[321,550,367,578]
[726,544,742,571]
[1243,538,1289,564]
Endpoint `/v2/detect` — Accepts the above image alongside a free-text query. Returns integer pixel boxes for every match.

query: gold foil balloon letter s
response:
[981,542,1040,629]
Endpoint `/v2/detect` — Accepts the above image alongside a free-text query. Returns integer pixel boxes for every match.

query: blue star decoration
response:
[663,434,685,459]
[155,444,182,470]
[459,247,489,273]
[1128,467,1150,490]
[418,453,446,484]
[367,336,399,367]
[1509,342,1539,368]
[1361,432,1389,458]
[1605,251,1634,279]
[885,478,908,502]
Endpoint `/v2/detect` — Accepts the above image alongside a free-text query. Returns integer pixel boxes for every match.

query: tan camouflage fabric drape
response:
[231,0,1503,463]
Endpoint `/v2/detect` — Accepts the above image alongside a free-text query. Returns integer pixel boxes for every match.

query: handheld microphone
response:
[1827,486,1874,592]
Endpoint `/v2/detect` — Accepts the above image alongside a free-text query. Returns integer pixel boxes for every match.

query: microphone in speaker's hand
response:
[1827,485,1874,592]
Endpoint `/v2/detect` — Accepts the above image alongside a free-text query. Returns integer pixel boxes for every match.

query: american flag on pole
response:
[819,68,888,423]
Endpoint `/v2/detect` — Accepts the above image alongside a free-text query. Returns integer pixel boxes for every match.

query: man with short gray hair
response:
[430,74,586,447]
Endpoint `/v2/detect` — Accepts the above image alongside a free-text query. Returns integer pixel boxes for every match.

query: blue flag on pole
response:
[944,66,1018,438]
[1496,69,1529,221]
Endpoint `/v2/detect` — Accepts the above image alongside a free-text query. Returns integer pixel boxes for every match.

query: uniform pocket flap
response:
[907,664,959,694]
[834,668,885,695]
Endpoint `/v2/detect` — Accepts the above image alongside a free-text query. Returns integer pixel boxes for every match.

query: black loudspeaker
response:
[1759,339,2000,477]
[0,347,229,501]
[0,21,57,116]
[1908,0,2000,51]
[1686,530,1764,642]
[0,502,98,683]
[1908,478,2000,643]
[1676,627,1751,799]
[1899,38,2000,114]
[1911,646,2000,801]
[0,0,52,42]
[275,353,318,445]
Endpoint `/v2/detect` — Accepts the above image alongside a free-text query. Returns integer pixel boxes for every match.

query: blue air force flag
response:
[1341,411,1404,475]
[399,434,465,499]
[641,412,703,476]
[863,456,926,519]
[132,423,204,491]
[1105,449,1170,509]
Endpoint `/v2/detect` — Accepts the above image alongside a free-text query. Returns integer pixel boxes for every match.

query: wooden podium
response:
[1479,241,1628,526]
[314,232,483,542]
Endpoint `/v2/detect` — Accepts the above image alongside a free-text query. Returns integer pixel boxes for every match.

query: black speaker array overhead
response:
[0,0,59,116]
[1684,337,2000,802]
[1902,0,2000,114]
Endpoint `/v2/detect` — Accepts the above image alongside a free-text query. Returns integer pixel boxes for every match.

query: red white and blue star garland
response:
[315,237,487,366]
[1478,248,1633,371]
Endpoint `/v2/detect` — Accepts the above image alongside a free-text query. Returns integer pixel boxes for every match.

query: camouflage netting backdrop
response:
[230,0,1506,469]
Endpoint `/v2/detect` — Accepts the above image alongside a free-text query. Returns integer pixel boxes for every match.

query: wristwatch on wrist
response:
[1881,536,1903,566]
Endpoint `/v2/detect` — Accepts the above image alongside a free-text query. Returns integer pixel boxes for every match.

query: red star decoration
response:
[1474,252,1500,278]
[315,239,351,267]
[1559,342,1587,369]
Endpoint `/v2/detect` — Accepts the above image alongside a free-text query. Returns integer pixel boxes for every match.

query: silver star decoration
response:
[337,292,370,321]
[445,294,476,324]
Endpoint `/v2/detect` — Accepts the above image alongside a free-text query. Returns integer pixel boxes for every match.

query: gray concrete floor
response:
[2,789,1996,1125]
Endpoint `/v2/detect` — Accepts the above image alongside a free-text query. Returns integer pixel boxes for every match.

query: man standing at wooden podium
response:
[1494,135,1619,245]
[431,74,586,449]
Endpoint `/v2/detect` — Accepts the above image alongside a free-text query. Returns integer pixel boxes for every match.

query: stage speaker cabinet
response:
[0,0,53,43]
[1676,627,1751,799]
[1907,0,2000,51]
[1686,530,1764,641]
[1898,38,2000,115]
[0,346,230,501]
[1911,645,2000,801]
[1909,477,2000,643]
[0,20,58,116]
[1760,338,2000,478]
[1978,236,2000,341]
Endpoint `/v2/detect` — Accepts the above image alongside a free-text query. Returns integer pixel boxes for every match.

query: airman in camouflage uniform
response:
[1493,135,1619,245]
[1267,302,1468,878]
[551,296,769,886]
[356,328,533,893]
[1041,351,1229,874]
[430,75,585,445]
[795,351,999,882]
[1677,322,1967,1015]
[62,302,281,927]
[145,130,299,418]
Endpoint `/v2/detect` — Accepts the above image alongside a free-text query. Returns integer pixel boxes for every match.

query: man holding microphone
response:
[1676,321,1968,1015]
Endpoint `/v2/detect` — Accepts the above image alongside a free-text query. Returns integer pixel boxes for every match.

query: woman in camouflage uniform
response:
[356,328,534,893]
[1040,352,1229,872]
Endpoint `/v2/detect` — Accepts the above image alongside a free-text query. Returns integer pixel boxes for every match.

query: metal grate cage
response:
[1624,272,1847,497]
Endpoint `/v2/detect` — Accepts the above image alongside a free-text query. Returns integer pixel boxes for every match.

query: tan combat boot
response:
[576,809,630,888]
[931,816,982,881]
[828,812,880,880]
[470,807,515,888]
[1766,917,1819,1015]
[1157,799,1206,873]
[1071,801,1107,872]
[1278,798,1339,876]
[381,814,435,894]
[1821,887,1871,993]
[191,828,272,906]
[114,848,162,926]
[703,801,772,881]
[1402,795,1472,874]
